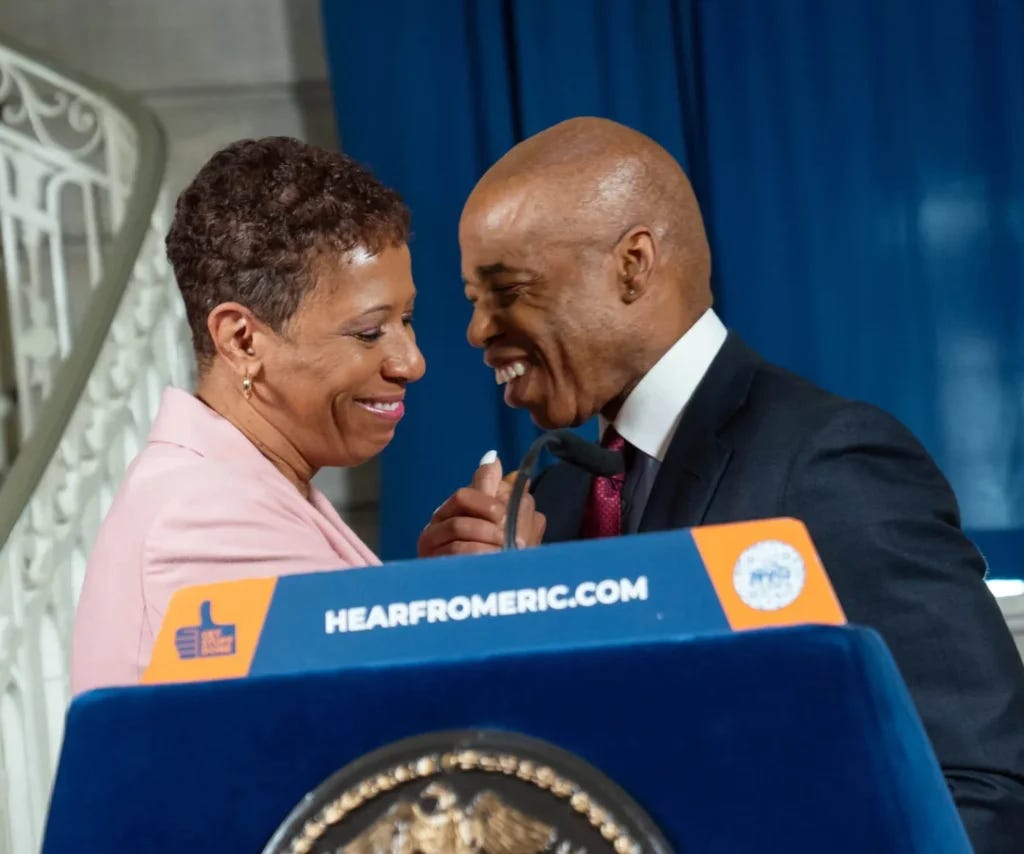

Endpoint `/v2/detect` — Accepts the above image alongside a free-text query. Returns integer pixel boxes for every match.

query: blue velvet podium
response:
[43,520,970,853]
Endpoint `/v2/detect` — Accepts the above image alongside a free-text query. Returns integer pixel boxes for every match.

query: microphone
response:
[553,430,626,477]
[503,429,625,550]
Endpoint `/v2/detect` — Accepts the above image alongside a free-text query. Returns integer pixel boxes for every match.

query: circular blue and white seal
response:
[733,540,806,611]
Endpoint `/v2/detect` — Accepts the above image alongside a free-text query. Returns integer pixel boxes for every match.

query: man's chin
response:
[501,384,584,429]
[523,402,581,431]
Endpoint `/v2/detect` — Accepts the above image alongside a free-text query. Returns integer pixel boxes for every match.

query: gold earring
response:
[242,371,253,400]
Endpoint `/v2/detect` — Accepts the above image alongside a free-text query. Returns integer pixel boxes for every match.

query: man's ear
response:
[615,225,657,303]
[206,302,264,379]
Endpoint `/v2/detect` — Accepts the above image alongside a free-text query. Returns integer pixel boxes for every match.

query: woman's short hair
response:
[165,136,410,364]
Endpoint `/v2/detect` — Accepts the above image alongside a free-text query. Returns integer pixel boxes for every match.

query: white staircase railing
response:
[0,33,193,853]
[0,41,135,467]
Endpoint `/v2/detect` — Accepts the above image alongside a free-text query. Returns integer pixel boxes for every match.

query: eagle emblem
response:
[262,731,671,854]
[342,782,555,854]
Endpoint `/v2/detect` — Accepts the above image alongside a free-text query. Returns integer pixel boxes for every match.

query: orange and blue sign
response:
[143,518,845,686]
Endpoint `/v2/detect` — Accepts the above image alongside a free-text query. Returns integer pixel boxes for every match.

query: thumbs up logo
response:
[174,600,237,660]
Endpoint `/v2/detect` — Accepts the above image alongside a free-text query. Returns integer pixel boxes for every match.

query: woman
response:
[71,137,426,694]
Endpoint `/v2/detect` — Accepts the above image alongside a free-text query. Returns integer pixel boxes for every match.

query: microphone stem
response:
[503,433,560,551]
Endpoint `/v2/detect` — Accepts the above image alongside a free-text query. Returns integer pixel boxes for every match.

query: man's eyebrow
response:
[476,262,532,277]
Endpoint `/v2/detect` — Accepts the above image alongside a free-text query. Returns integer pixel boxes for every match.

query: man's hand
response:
[417,451,546,557]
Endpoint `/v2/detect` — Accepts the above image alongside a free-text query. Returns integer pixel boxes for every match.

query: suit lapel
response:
[639,334,759,533]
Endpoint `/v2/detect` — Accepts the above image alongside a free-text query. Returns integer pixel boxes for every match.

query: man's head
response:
[460,117,712,428]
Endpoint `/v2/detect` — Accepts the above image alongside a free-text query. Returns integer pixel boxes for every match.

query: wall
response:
[0,0,381,548]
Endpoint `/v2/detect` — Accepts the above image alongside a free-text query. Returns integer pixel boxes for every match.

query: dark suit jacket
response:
[534,333,1024,853]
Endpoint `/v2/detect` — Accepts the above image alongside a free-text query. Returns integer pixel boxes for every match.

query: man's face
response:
[460,185,640,428]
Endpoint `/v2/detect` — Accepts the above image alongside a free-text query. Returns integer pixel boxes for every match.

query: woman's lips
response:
[356,399,405,422]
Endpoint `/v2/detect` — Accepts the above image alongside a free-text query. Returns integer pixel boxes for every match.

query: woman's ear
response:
[206,302,263,378]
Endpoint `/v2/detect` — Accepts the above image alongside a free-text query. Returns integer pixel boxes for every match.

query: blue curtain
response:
[321,0,1024,562]
[699,0,1024,536]
[321,0,704,558]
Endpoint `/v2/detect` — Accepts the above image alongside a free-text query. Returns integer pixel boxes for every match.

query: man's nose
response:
[467,304,499,349]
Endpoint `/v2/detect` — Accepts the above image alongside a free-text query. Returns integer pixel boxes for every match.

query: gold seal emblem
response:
[263,731,672,854]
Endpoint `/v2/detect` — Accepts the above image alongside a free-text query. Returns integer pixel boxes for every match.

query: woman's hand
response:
[417,452,546,557]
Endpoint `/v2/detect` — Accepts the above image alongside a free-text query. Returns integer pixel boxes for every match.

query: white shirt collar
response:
[599,308,728,461]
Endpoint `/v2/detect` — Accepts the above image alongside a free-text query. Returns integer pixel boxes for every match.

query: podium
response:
[43,520,970,853]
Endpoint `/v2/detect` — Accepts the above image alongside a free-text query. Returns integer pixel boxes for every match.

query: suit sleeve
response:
[784,402,1024,853]
[141,484,346,642]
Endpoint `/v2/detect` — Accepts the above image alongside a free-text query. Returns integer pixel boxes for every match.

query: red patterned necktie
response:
[581,427,627,539]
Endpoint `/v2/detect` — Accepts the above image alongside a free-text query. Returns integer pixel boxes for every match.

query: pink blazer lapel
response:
[308,489,382,567]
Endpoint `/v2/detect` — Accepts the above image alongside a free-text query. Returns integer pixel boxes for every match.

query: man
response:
[419,117,1024,851]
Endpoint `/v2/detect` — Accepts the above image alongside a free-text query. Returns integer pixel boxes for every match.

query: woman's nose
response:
[383,333,426,383]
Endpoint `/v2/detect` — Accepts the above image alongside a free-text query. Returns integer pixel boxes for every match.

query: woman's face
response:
[258,243,425,468]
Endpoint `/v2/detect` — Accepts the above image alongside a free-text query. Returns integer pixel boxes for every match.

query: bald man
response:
[418,117,1024,851]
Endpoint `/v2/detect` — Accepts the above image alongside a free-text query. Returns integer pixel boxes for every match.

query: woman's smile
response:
[355,396,406,422]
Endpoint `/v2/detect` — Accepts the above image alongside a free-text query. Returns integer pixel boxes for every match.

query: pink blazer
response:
[71,387,380,695]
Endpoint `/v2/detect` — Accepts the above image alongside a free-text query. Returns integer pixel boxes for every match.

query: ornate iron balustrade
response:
[0,33,192,853]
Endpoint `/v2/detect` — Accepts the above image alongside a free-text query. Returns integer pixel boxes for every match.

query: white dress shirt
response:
[599,308,728,531]
[602,307,728,459]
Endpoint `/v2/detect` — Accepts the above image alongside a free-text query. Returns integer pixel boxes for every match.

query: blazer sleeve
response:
[783,401,1024,854]
[141,483,348,643]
